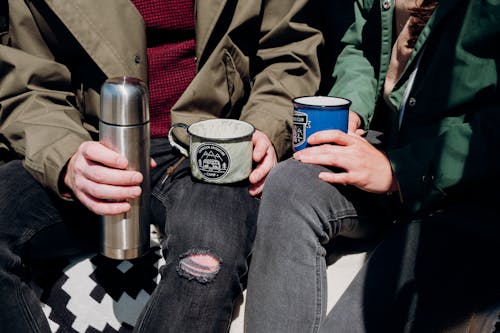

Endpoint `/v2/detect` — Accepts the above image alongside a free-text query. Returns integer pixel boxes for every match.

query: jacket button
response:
[408,97,416,107]
[422,174,435,183]
[134,56,141,64]
[382,0,391,10]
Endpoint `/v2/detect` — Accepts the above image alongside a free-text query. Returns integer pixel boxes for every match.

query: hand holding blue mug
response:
[293,96,351,152]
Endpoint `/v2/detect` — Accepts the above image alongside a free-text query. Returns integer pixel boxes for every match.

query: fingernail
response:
[132,187,142,198]
[134,173,143,183]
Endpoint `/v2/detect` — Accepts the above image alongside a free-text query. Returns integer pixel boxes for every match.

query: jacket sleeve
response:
[328,0,379,128]
[239,0,323,159]
[0,37,90,197]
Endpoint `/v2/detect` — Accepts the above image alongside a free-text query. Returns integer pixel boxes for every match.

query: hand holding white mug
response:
[249,130,277,197]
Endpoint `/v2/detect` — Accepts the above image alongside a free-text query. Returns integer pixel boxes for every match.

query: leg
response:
[319,213,500,332]
[244,158,388,333]
[0,161,98,332]
[135,141,258,333]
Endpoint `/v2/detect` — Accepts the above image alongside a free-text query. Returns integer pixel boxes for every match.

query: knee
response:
[263,158,321,210]
[264,159,301,198]
[176,248,222,284]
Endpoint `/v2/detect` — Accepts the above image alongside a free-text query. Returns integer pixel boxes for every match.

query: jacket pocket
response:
[221,43,250,118]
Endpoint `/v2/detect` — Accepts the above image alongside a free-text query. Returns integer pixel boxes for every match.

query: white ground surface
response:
[229,252,366,332]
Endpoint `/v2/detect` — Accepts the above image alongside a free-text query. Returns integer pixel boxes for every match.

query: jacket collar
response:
[403,0,466,74]
[43,0,147,80]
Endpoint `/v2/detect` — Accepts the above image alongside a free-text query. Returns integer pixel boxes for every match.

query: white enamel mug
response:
[168,119,255,184]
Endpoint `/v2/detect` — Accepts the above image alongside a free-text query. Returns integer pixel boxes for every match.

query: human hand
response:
[348,110,365,136]
[64,141,145,215]
[248,130,277,197]
[293,130,397,193]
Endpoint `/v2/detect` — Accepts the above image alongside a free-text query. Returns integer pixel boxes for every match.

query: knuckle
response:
[73,159,86,174]
[88,166,100,181]
[73,177,85,191]
[319,145,330,154]
[79,141,91,155]
[87,184,102,199]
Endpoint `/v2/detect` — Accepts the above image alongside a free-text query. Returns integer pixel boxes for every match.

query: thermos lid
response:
[100,77,150,126]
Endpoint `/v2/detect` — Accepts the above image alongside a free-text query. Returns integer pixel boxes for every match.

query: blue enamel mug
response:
[292,96,351,152]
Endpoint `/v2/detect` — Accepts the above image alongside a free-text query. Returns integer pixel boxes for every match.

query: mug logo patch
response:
[293,111,310,147]
[196,143,230,180]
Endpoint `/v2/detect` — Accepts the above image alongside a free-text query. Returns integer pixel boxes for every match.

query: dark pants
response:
[245,158,500,333]
[0,138,258,333]
[321,217,500,333]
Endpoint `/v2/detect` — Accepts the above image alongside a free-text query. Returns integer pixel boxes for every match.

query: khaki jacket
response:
[0,0,322,196]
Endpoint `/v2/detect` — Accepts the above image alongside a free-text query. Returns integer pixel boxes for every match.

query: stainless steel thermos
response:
[99,77,151,260]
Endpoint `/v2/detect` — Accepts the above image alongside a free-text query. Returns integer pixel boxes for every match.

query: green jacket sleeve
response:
[328,0,379,129]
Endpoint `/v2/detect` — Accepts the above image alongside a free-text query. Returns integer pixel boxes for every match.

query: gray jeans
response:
[244,158,500,332]
[244,158,391,332]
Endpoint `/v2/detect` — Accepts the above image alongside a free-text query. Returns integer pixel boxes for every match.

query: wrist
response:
[387,180,403,203]
[58,163,74,200]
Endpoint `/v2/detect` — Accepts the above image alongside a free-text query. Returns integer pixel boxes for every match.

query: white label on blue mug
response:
[293,111,311,148]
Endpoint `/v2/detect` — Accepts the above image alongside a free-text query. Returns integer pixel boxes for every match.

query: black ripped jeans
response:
[0,138,258,333]
[135,139,258,332]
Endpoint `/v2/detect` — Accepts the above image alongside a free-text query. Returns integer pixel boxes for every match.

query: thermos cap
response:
[100,76,150,126]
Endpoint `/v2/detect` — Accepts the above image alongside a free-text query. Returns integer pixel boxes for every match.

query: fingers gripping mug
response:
[168,119,255,184]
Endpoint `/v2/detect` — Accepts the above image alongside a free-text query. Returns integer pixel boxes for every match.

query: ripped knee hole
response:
[177,249,222,283]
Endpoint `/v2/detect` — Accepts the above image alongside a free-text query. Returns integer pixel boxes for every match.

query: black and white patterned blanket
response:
[34,244,165,333]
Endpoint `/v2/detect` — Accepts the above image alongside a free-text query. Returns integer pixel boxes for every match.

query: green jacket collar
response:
[403,0,466,77]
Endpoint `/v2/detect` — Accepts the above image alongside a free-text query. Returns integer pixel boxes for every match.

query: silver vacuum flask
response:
[99,77,150,260]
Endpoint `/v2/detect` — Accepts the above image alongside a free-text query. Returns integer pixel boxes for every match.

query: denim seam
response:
[312,242,324,333]
[326,209,358,222]
[325,210,358,237]
[151,156,190,205]
[133,283,161,333]
[6,216,62,333]
[152,186,167,203]
[16,281,43,333]
[10,209,62,251]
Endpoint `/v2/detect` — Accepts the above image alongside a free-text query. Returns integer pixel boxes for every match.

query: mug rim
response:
[293,96,351,110]
[187,119,255,141]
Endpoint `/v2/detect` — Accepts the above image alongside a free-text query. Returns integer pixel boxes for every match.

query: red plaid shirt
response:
[132,0,196,137]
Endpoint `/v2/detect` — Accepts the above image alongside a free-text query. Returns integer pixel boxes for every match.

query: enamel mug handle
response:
[168,123,189,157]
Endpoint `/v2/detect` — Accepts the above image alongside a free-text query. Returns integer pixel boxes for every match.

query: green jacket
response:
[0,0,322,196]
[330,0,499,217]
